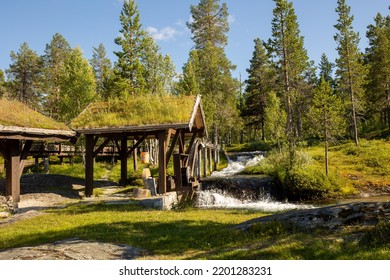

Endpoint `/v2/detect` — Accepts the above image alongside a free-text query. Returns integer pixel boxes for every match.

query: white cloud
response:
[146,26,180,41]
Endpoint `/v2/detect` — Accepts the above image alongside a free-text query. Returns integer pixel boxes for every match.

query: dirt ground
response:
[0,174,147,260]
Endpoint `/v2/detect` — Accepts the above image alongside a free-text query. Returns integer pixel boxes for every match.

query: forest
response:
[0,0,389,197]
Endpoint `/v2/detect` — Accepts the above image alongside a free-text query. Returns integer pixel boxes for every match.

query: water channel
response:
[196,151,314,212]
[196,151,390,211]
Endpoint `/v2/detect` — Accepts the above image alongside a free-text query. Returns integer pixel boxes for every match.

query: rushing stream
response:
[196,151,314,212]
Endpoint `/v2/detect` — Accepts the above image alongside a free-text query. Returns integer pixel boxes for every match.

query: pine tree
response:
[186,0,239,145]
[309,78,345,175]
[365,12,390,128]
[6,42,43,109]
[334,0,367,146]
[114,0,145,96]
[243,38,275,141]
[0,68,6,97]
[175,50,201,96]
[318,53,336,88]
[90,43,113,100]
[265,91,286,151]
[58,47,96,123]
[42,33,72,119]
[268,0,313,163]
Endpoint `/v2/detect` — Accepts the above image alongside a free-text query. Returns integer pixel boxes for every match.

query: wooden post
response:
[85,135,95,197]
[202,146,207,177]
[5,140,21,202]
[133,139,138,172]
[173,153,182,191]
[158,131,167,194]
[120,136,128,186]
[208,147,212,175]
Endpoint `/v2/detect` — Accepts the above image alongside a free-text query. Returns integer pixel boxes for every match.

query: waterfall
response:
[196,151,313,212]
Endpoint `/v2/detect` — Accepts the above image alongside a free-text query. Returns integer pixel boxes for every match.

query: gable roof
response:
[71,95,207,136]
[0,99,76,141]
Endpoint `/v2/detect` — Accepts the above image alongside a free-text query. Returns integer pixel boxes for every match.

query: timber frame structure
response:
[72,95,212,197]
[0,128,77,203]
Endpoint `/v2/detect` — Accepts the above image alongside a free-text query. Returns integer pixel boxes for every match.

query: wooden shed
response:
[71,95,210,197]
[0,99,77,204]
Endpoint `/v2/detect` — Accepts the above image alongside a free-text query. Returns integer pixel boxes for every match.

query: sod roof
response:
[0,99,71,131]
[71,95,206,132]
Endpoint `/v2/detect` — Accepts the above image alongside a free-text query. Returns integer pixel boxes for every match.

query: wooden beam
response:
[126,134,147,157]
[166,129,181,167]
[158,131,167,194]
[18,140,33,175]
[186,132,198,154]
[93,137,112,157]
[85,135,95,197]
[120,136,128,186]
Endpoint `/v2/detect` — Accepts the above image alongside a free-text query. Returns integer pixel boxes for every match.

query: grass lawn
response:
[0,203,388,260]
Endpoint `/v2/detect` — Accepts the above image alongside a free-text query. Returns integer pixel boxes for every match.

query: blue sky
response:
[0,0,389,81]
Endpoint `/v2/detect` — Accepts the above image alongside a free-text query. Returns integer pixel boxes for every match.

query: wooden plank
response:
[85,135,95,197]
[158,132,167,194]
[126,134,147,157]
[186,132,198,154]
[18,140,33,175]
[173,153,183,191]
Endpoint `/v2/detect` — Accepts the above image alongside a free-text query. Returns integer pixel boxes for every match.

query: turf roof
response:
[0,99,71,131]
[71,95,200,129]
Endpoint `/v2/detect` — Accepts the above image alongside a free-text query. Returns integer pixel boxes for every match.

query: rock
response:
[235,202,390,231]
[0,212,9,219]
[132,188,151,198]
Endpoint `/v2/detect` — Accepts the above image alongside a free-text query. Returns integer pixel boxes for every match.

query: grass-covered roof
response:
[0,99,71,131]
[71,95,202,130]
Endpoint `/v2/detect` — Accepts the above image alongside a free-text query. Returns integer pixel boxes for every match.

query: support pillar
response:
[5,140,21,203]
[120,137,128,186]
[133,140,138,172]
[85,135,95,197]
[158,132,167,194]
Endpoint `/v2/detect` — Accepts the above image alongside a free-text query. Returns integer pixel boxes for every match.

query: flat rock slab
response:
[0,238,147,260]
[235,202,390,231]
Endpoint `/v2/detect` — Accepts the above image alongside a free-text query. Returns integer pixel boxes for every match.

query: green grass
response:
[71,95,197,129]
[241,139,390,199]
[0,203,388,259]
[0,98,70,130]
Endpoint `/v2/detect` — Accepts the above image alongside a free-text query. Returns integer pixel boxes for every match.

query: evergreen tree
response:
[42,33,72,119]
[243,38,276,141]
[268,0,313,163]
[186,0,239,145]
[308,78,345,175]
[58,47,96,123]
[114,0,145,96]
[265,91,286,151]
[318,53,336,88]
[175,50,201,96]
[0,68,6,97]
[365,12,390,128]
[90,43,113,100]
[6,42,43,109]
[334,0,367,146]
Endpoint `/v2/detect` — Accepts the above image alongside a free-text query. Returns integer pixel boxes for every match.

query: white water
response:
[197,152,314,212]
[210,152,264,177]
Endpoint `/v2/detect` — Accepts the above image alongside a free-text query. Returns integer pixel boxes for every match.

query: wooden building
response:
[71,95,210,197]
[0,99,77,204]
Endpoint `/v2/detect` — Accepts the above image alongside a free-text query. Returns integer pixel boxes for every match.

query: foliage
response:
[265,91,286,150]
[70,95,197,129]
[0,98,70,130]
[57,47,96,123]
[41,33,72,120]
[5,42,43,110]
[90,43,113,101]
[242,38,276,141]
[308,78,346,175]
[334,0,368,146]
[365,12,390,129]
[267,0,315,163]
